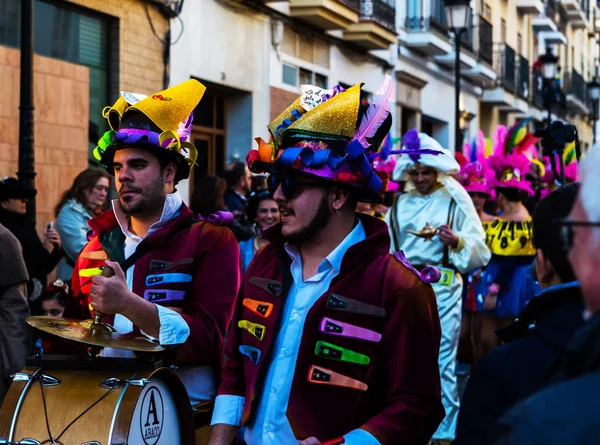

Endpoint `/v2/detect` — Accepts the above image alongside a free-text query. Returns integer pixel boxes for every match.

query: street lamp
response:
[444,0,471,153]
[540,47,559,126]
[588,78,600,145]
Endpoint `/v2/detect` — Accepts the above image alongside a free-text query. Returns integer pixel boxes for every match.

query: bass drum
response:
[0,366,195,445]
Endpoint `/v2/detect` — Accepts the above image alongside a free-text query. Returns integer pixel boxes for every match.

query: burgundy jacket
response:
[64,204,241,366]
[219,214,445,444]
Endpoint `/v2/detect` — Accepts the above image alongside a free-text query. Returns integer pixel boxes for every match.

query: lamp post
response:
[18,0,36,225]
[540,46,559,127]
[444,0,471,153]
[588,78,600,146]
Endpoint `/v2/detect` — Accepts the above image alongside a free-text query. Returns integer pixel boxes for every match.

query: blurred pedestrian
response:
[239,190,280,274]
[223,161,255,241]
[455,183,583,445]
[191,175,256,241]
[54,168,111,281]
[0,223,31,406]
[0,178,62,303]
[489,147,600,445]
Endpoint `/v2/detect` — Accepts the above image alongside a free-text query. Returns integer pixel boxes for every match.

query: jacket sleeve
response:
[173,224,241,366]
[0,230,31,378]
[56,206,90,263]
[454,353,510,445]
[216,278,247,398]
[361,280,446,444]
[449,206,491,274]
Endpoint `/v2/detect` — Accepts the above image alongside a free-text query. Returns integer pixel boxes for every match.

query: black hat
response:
[0,177,37,202]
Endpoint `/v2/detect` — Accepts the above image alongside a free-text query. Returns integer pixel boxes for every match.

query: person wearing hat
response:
[60,80,241,406]
[473,121,541,363]
[0,177,62,303]
[384,130,491,445]
[210,79,444,445]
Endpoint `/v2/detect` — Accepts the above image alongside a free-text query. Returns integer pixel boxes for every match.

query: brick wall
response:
[270,86,299,122]
[68,0,169,95]
[0,47,90,233]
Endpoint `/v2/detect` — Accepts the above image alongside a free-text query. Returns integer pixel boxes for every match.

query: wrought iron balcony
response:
[564,69,587,106]
[359,0,396,32]
[516,55,530,100]
[532,69,545,109]
[478,16,493,65]
[340,0,361,10]
[492,44,516,93]
[557,3,568,34]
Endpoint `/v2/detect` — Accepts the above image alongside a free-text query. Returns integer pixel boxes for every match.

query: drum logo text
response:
[140,386,164,445]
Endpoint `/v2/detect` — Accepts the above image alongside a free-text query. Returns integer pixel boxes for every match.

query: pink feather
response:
[493,125,507,156]
[353,75,394,149]
[476,129,485,162]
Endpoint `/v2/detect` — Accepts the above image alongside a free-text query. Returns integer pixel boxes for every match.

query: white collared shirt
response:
[102,191,216,404]
[212,220,381,445]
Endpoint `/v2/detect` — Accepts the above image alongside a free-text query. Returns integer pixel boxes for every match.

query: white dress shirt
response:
[212,220,381,444]
[101,191,216,404]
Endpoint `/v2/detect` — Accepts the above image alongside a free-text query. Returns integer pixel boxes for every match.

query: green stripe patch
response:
[314,341,370,366]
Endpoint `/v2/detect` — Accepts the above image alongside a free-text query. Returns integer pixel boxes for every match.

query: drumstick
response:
[90,265,115,328]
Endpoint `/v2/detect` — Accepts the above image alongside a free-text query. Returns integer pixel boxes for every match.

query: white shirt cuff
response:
[343,429,381,445]
[152,304,190,345]
[211,394,246,427]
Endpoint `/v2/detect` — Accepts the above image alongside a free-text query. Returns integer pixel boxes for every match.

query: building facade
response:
[171,0,599,194]
[0,0,170,230]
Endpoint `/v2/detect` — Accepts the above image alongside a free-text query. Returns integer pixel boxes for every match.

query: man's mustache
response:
[119,185,143,195]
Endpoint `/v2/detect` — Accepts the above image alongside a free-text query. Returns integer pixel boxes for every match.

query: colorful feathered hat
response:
[488,118,539,196]
[540,141,579,197]
[458,130,495,196]
[247,76,438,202]
[93,79,206,182]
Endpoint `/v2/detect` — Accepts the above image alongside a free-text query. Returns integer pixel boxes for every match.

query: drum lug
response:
[39,374,61,387]
[0,439,41,445]
[100,377,124,389]
[11,373,31,382]
[81,442,102,445]
[128,378,149,387]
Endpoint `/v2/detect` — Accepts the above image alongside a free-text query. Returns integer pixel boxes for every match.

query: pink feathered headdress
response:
[457,130,495,196]
[488,118,539,196]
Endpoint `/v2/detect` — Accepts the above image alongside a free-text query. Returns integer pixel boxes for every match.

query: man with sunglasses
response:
[210,81,444,445]
[489,147,600,445]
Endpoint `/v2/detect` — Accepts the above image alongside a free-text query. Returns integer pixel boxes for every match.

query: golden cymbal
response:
[27,316,165,352]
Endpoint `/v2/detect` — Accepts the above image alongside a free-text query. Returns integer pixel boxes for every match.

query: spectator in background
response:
[223,161,251,215]
[0,178,62,304]
[489,147,600,445]
[40,280,68,318]
[239,190,280,274]
[251,175,267,193]
[54,168,111,281]
[455,183,583,445]
[0,223,31,406]
[191,175,256,241]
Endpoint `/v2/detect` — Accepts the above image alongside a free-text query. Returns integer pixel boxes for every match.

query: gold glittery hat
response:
[247,80,393,203]
[94,79,207,182]
[103,79,206,132]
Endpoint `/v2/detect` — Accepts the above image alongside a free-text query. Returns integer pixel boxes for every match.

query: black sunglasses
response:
[267,174,330,199]
[555,219,600,252]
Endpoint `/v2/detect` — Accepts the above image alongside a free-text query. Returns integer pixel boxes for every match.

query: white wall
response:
[170,0,272,202]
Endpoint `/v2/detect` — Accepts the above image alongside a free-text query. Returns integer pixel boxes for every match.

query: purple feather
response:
[402,128,421,163]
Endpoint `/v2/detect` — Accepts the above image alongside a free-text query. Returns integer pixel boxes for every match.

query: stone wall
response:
[0,46,89,233]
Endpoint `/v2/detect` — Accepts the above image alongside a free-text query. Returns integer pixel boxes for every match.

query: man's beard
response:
[119,177,164,215]
[284,193,331,244]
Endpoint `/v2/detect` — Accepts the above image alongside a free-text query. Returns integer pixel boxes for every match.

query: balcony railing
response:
[546,0,556,18]
[565,70,587,104]
[360,0,396,32]
[340,0,361,10]
[478,16,493,65]
[430,0,448,35]
[557,3,568,34]
[532,69,544,109]
[493,44,516,93]
[459,9,475,53]
[404,0,448,36]
[517,55,530,100]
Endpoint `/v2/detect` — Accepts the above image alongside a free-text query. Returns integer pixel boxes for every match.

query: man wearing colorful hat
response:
[62,80,241,405]
[385,130,491,444]
[210,79,445,444]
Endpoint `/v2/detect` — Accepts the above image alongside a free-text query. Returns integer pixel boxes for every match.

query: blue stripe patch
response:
[145,273,192,287]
